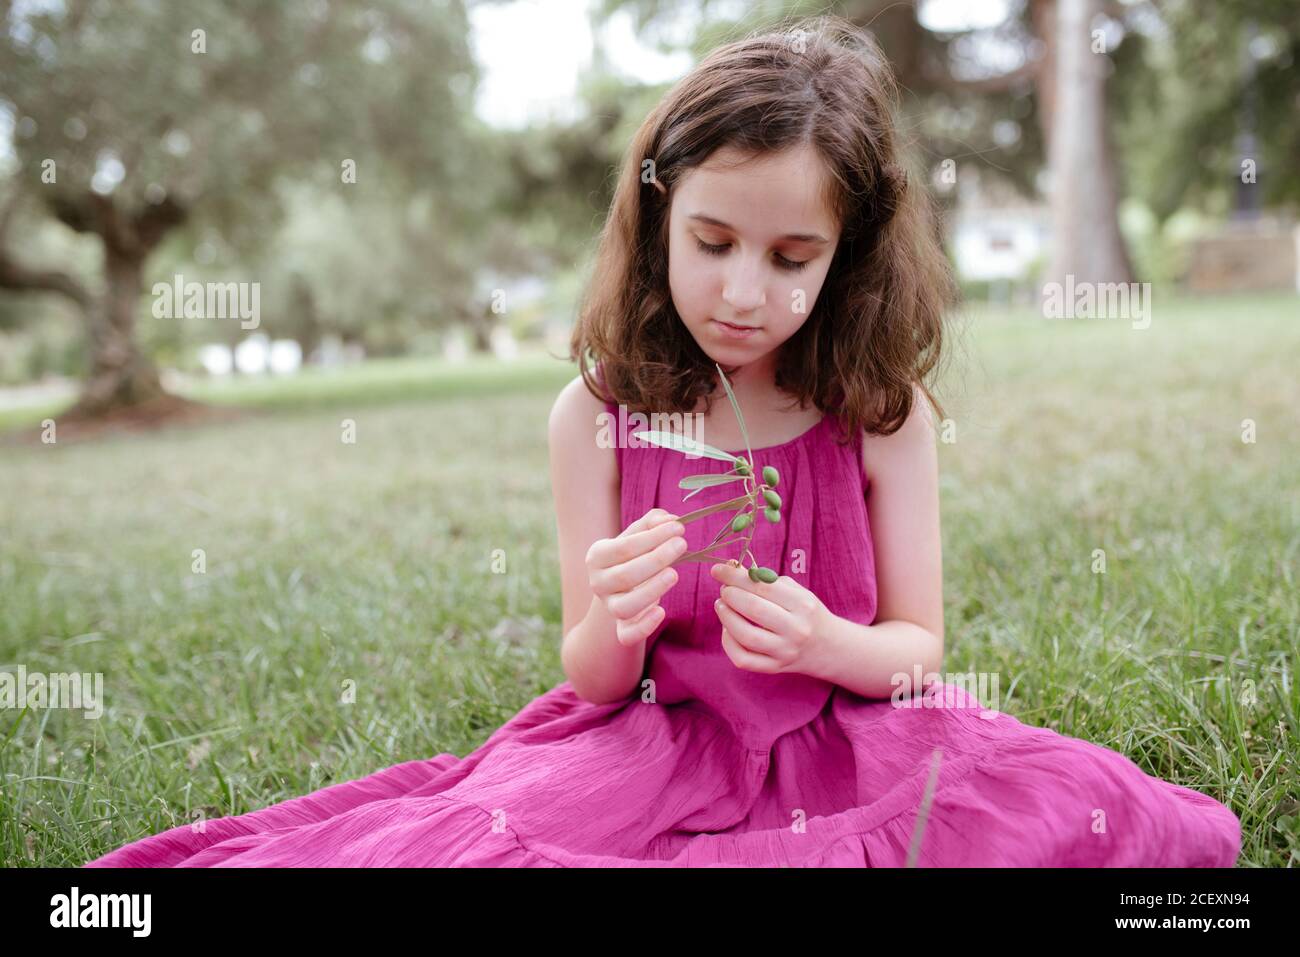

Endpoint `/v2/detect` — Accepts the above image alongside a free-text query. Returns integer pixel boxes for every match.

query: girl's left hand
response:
[710,562,832,676]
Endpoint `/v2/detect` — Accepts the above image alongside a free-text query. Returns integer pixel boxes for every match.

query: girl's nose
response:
[722,257,767,312]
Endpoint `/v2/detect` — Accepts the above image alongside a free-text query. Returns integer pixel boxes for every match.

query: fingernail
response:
[672,538,688,554]
[669,523,685,535]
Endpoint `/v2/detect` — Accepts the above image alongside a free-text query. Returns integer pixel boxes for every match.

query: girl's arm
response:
[812,385,946,699]
[547,375,648,704]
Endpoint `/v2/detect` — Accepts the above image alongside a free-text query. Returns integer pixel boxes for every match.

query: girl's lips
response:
[712,319,760,339]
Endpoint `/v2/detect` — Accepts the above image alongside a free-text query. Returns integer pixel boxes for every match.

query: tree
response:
[1045,0,1133,286]
[0,0,479,417]
[590,0,1144,285]
[1120,0,1300,223]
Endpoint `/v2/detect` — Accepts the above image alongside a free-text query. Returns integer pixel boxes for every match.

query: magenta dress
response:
[84,393,1242,867]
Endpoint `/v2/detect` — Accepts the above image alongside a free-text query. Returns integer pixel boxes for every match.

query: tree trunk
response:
[290,275,324,359]
[1031,0,1057,146]
[1045,0,1134,288]
[468,304,494,353]
[72,244,166,415]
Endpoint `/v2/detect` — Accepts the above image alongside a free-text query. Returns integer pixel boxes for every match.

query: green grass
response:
[1,292,1297,866]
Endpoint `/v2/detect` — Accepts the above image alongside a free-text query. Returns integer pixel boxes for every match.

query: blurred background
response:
[0,0,1296,417]
[1,1,1297,867]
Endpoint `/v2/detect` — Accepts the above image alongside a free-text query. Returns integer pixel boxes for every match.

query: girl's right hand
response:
[585,508,689,647]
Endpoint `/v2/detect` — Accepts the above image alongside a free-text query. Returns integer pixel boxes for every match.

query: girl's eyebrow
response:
[687,213,829,245]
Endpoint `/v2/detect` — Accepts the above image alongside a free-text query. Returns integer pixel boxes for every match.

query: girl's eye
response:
[693,237,810,272]
[695,238,729,256]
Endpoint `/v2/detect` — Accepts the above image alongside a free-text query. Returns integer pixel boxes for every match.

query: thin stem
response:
[676,456,774,571]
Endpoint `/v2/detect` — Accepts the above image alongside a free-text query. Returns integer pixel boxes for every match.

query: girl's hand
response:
[709,562,832,676]
[587,508,688,648]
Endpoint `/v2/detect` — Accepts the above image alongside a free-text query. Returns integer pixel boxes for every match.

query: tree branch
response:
[0,191,93,309]
[0,251,94,309]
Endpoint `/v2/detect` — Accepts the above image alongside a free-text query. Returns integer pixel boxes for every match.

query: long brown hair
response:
[570,12,958,442]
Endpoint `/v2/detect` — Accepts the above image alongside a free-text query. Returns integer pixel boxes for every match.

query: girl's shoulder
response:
[548,372,621,505]
[858,384,937,480]
[549,372,612,440]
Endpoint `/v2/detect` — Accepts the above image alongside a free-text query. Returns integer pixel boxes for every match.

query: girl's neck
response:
[711,351,781,408]
[692,356,821,451]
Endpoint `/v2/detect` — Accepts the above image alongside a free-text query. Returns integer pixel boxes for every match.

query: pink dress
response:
[83,390,1242,867]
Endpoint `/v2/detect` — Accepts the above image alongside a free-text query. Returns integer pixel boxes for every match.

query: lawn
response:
[1,292,1297,866]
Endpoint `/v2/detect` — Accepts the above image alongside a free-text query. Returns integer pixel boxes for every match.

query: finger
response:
[710,563,799,608]
[592,518,685,572]
[617,603,664,646]
[714,598,783,658]
[623,508,679,537]
[597,532,688,596]
[718,583,792,634]
[720,626,779,673]
[607,563,678,619]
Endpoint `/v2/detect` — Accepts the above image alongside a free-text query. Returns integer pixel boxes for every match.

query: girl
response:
[85,14,1240,867]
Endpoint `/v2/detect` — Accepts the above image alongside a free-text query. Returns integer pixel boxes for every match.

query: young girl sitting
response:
[85,14,1241,867]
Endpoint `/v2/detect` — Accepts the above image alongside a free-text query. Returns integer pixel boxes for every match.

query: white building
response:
[946,168,1049,283]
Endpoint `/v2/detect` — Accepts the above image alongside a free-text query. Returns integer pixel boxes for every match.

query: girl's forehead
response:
[675,148,839,237]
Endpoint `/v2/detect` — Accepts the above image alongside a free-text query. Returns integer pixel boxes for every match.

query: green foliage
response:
[0,0,492,374]
[2,0,478,233]
[1118,0,1300,219]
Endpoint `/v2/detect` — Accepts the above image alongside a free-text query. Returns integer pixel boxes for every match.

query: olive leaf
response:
[680,472,747,489]
[631,429,735,463]
[679,472,748,501]
[674,493,750,525]
[715,360,754,469]
[676,544,742,563]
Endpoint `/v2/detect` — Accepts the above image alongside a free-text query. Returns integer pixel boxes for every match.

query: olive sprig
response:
[631,362,783,583]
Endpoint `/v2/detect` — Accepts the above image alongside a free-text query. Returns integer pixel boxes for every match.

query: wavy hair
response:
[570,12,958,441]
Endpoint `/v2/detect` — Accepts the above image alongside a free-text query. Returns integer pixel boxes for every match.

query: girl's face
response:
[667,143,841,382]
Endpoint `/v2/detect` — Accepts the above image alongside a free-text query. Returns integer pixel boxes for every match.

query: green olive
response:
[755,566,778,583]
[764,506,780,523]
[734,458,751,476]
[762,489,781,509]
[730,513,752,533]
[748,565,763,582]
[763,466,779,488]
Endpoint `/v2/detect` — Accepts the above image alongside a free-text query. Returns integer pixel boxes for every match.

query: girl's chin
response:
[702,345,774,372]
